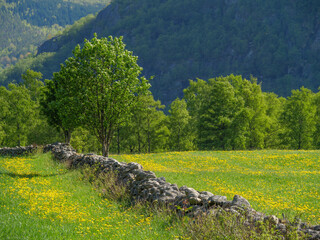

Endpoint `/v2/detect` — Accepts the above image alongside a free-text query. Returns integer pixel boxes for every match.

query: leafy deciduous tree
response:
[1,84,36,146]
[48,34,150,156]
[168,98,193,151]
[280,87,316,149]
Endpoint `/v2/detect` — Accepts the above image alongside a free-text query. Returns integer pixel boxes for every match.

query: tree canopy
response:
[44,35,150,156]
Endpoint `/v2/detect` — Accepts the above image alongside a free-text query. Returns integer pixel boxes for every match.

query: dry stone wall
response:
[2,143,319,239]
[0,145,37,156]
[44,142,320,240]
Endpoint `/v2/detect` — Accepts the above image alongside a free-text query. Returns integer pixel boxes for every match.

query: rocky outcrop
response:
[45,143,320,239]
[0,145,37,156]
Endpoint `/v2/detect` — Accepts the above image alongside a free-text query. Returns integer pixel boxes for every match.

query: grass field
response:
[0,154,186,239]
[1,150,318,239]
[115,150,320,224]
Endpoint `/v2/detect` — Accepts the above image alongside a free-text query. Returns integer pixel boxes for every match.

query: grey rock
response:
[179,186,199,198]
[159,177,166,182]
[127,162,143,170]
[222,200,232,208]
[232,195,251,208]
[189,197,202,205]
[208,195,228,206]
[312,225,320,231]
[142,180,160,189]
[170,184,179,191]
[132,169,156,181]
[200,191,214,197]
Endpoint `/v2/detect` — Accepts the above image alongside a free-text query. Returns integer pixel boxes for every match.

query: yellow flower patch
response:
[0,156,165,239]
[115,150,320,224]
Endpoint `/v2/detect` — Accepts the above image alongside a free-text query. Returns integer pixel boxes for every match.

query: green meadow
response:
[0,154,185,239]
[115,150,320,224]
[0,150,318,239]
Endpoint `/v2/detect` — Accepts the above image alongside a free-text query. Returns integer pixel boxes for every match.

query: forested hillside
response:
[0,0,110,70]
[1,0,320,105]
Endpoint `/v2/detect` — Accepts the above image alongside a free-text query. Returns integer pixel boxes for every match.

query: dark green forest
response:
[1,0,320,107]
[1,0,320,152]
[0,0,110,71]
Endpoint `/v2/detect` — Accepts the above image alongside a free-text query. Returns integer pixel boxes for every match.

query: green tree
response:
[42,71,78,144]
[50,35,150,156]
[183,78,211,146]
[117,94,169,153]
[198,77,242,150]
[0,87,9,145]
[70,127,101,154]
[21,69,61,145]
[1,84,36,146]
[186,75,269,150]
[263,92,285,148]
[21,69,44,101]
[312,90,320,148]
[232,76,267,149]
[280,87,316,149]
[168,98,193,151]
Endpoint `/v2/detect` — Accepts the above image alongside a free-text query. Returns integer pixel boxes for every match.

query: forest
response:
[1,0,320,153]
[1,68,320,154]
[0,0,320,108]
[0,0,110,71]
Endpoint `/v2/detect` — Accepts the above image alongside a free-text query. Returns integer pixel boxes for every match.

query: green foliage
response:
[263,92,285,148]
[313,91,320,148]
[1,83,36,146]
[280,87,316,149]
[117,93,169,153]
[70,127,100,153]
[21,69,44,100]
[0,0,110,71]
[46,35,150,156]
[198,76,242,150]
[40,78,69,142]
[186,75,270,150]
[0,69,61,147]
[0,52,55,85]
[2,0,320,107]
[168,98,194,151]
[5,0,110,27]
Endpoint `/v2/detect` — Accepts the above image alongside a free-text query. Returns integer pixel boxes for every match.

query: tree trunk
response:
[64,129,72,144]
[117,127,120,155]
[102,133,112,157]
[102,139,108,157]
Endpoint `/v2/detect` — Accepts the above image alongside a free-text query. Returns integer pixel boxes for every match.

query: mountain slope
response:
[0,0,110,70]
[2,0,320,105]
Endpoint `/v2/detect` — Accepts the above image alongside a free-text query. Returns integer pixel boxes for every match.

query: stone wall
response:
[45,142,320,239]
[1,143,318,239]
[0,145,37,156]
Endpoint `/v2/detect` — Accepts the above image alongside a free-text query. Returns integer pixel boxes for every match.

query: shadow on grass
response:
[0,171,66,179]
